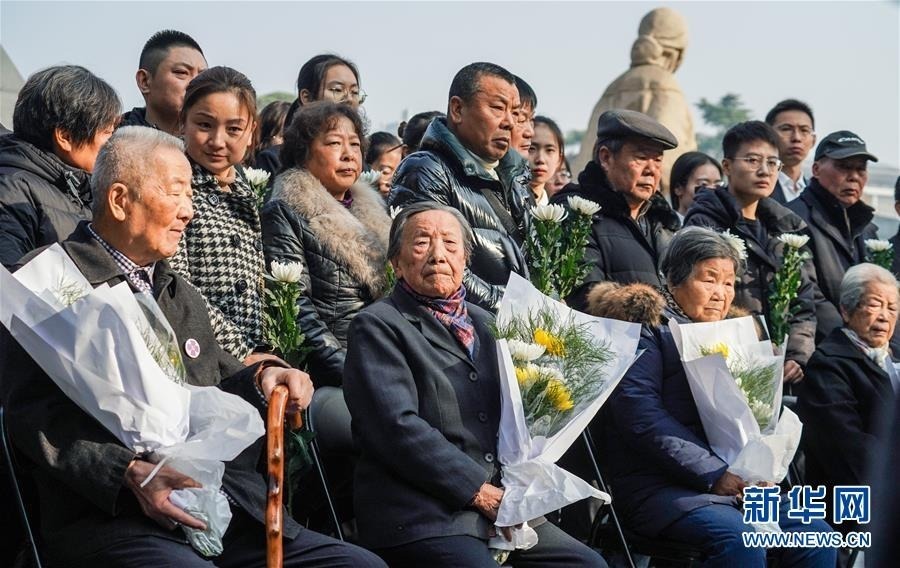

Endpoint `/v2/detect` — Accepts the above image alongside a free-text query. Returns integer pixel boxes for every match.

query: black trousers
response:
[374,520,608,568]
[57,508,385,568]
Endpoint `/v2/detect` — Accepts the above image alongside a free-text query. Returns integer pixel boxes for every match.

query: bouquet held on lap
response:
[490,273,642,551]
[0,244,264,556]
[668,315,802,529]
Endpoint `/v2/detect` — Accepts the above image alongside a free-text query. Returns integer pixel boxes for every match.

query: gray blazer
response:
[0,222,301,564]
[343,285,502,549]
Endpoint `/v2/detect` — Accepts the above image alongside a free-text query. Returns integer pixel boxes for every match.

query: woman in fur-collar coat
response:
[261,102,392,387]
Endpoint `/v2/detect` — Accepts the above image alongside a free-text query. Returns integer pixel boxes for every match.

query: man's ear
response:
[812,160,821,178]
[52,127,76,154]
[136,68,151,95]
[721,157,733,179]
[106,182,132,222]
[448,96,464,126]
[596,145,612,170]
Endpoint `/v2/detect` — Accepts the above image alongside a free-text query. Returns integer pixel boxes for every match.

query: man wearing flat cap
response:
[552,108,681,311]
[788,130,880,339]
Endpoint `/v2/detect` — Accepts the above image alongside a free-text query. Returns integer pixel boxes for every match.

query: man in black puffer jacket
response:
[684,121,817,380]
[787,130,879,340]
[390,62,531,311]
[0,65,121,269]
[552,109,681,312]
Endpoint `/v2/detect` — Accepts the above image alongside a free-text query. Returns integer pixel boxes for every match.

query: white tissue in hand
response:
[169,487,232,557]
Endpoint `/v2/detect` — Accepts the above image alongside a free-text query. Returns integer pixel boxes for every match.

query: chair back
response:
[1,405,43,567]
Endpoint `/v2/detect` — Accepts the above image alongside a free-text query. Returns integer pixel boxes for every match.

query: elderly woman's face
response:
[393,210,466,298]
[842,282,899,348]
[670,257,736,322]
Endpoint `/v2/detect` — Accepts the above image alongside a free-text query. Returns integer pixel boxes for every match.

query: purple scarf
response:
[399,279,476,360]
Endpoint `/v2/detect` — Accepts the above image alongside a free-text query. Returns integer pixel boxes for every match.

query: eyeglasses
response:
[732,155,783,173]
[323,84,367,105]
[775,124,815,139]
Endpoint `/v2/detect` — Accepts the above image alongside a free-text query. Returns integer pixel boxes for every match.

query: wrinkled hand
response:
[711,471,747,497]
[243,352,287,367]
[124,459,206,531]
[783,360,804,383]
[471,482,504,522]
[258,366,314,414]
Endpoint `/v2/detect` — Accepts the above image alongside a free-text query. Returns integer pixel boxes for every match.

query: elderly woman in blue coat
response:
[343,202,607,568]
[597,227,835,567]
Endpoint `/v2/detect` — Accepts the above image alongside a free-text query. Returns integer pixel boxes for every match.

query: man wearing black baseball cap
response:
[788,130,880,339]
[551,109,680,311]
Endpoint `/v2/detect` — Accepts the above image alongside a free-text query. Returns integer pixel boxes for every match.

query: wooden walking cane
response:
[267,384,303,568]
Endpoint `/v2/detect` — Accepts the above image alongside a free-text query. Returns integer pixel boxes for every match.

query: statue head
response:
[630,7,688,73]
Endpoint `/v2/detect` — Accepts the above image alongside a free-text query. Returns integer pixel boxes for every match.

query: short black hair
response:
[764,99,815,129]
[13,65,121,153]
[280,101,367,171]
[398,110,443,153]
[722,121,781,159]
[514,75,537,110]
[448,62,515,104]
[670,151,722,210]
[139,30,203,75]
[366,131,402,165]
[296,54,360,104]
[894,175,900,203]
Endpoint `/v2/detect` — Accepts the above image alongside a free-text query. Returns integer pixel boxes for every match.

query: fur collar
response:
[586,280,750,327]
[271,168,392,297]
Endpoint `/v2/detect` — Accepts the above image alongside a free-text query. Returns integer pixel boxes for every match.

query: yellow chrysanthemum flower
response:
[533,328,565,357]
[544,379,574,411]
[702,342,730,360]
[515,365,531,387]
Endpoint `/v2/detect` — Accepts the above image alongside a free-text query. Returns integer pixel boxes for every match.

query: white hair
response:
[839,263,899,312]
[91,126,185,216]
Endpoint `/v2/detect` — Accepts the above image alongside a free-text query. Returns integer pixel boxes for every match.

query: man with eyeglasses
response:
[765,99,817,204]
[685,121,817,383]
[787,131,880,340]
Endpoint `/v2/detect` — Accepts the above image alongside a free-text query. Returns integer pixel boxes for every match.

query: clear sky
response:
[2,0,898,168]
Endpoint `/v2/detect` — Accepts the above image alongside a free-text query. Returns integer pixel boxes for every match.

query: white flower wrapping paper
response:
[490,273,642,551]
[667,315,802,485]
[0,244,265,556]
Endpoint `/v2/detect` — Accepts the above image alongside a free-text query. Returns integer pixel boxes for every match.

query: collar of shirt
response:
[465,147,500,181]
[778,171,807,201]
[87,223,156,293]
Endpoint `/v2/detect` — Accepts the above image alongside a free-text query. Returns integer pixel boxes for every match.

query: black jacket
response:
[797,328,896,504]
[787,178,877,339]
[0,224,301,563]
[262,169,392,387]
[118,107,155,129]
[684,188,817,365]
[552,160,681,311]
[343,286,501,548]
[389,118,531,311]
[0,134,91,268]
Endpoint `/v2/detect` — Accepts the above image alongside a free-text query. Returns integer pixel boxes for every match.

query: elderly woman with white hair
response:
[797,263,899,524]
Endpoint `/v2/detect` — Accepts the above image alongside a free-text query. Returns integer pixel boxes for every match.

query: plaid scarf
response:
[399,279,476,360]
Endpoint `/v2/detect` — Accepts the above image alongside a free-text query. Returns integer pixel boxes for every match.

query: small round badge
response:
[184,338,201,359]
[208,194,220,206]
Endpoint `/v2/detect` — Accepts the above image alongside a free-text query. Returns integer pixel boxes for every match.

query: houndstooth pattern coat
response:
[170,162,264,359]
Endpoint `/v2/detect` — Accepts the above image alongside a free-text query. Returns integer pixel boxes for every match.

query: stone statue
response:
[571,7,697,194]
